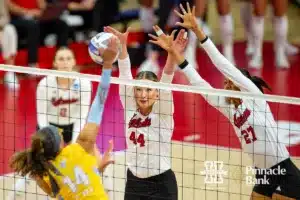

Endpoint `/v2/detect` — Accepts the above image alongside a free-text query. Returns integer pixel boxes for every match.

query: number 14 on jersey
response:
[63,166,89,193]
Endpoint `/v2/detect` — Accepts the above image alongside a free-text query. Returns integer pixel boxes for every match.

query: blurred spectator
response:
[0,0,18,87]
[68,0,95,31]
[251,0,290,69]
[67,0,120,39]
[92,0,119,33]
[240,0,299,58]
[138,0,181,74]
[7,0,69,68]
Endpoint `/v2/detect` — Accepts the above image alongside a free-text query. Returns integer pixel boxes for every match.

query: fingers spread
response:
[186,2,191,13]
[179,3,187,14]
[174,9,184,19]
[148,34,158,40]
[104,26,118,35]
[192,5,196,16]
[175,22,187,28]
[170,29,177,39]
[153,25,164,36]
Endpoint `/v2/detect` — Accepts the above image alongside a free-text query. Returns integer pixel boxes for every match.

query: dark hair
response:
[135,71,158,82]
[9,130,60,177]
[238,68,272,93]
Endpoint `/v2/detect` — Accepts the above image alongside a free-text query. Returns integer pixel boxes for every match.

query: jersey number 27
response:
[241,126,257,144]
[63,166,89,193]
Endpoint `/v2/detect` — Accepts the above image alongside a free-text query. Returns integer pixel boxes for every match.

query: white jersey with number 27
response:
[182,38,289,169]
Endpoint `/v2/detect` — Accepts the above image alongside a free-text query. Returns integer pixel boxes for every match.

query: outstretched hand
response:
[149,25,177,53]
[173,29,188,54]
[174,2,198,31]
[99,140,114,173]
[101,37,119,66]
[104,26,130,45]
[148,25,188,54]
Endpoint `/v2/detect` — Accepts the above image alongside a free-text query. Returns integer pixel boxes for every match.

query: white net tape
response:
[1,64,300,105]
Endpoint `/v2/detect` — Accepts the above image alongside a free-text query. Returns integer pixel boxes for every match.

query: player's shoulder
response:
[38,76,57,87]
[60,143,88,158]
[72,76,91,91]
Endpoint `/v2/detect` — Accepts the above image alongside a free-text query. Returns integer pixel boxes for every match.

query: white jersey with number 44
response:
[118,56,174,178]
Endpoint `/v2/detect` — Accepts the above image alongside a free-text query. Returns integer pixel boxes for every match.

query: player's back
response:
[50,143,108,200]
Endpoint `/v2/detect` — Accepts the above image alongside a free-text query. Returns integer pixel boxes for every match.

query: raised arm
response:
[180,62,230,114]
[104,26,136,111]
[76,37,117,154]
[174,2,261,94]
[154,53,175,115]
[36,78,48,128]
[104,26,131,80]
[118,55,136,111]
[149,25,230,114]
[199,37,261,93]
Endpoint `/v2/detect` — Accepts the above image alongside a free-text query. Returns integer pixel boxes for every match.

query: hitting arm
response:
[118,45,136,111]
[76,67,112,154]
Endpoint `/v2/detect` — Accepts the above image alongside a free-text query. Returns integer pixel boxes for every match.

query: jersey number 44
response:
[129,132,145,147]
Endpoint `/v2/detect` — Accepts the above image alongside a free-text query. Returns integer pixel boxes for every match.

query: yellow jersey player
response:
[9,37,119,200]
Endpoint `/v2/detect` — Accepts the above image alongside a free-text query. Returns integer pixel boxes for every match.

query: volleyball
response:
[88,32,120,64]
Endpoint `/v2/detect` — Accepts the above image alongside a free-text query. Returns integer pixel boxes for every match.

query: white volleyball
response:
[88,32,120,64]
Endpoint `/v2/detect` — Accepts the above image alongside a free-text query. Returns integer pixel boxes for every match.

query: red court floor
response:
[1,41,300,176]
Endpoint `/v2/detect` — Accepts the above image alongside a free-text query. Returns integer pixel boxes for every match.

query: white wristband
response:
[183,31,188,39]
[156,29,164,36]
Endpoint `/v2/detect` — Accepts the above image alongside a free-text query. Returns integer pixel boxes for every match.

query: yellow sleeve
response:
[60,143,86,156]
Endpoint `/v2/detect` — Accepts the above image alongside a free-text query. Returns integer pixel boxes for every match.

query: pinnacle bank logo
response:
[200,161,228,184]
[245,166,286,185]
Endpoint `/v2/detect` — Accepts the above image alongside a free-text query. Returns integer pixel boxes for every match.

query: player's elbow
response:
[76,123,99,153]
[76,137,97,154]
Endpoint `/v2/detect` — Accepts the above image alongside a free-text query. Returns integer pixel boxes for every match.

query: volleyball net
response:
[1,65,300,200]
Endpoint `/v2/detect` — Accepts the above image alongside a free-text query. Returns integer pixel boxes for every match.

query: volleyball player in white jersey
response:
[103,25,186,199]
[36,47,92,144]
[150,3,300,199]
